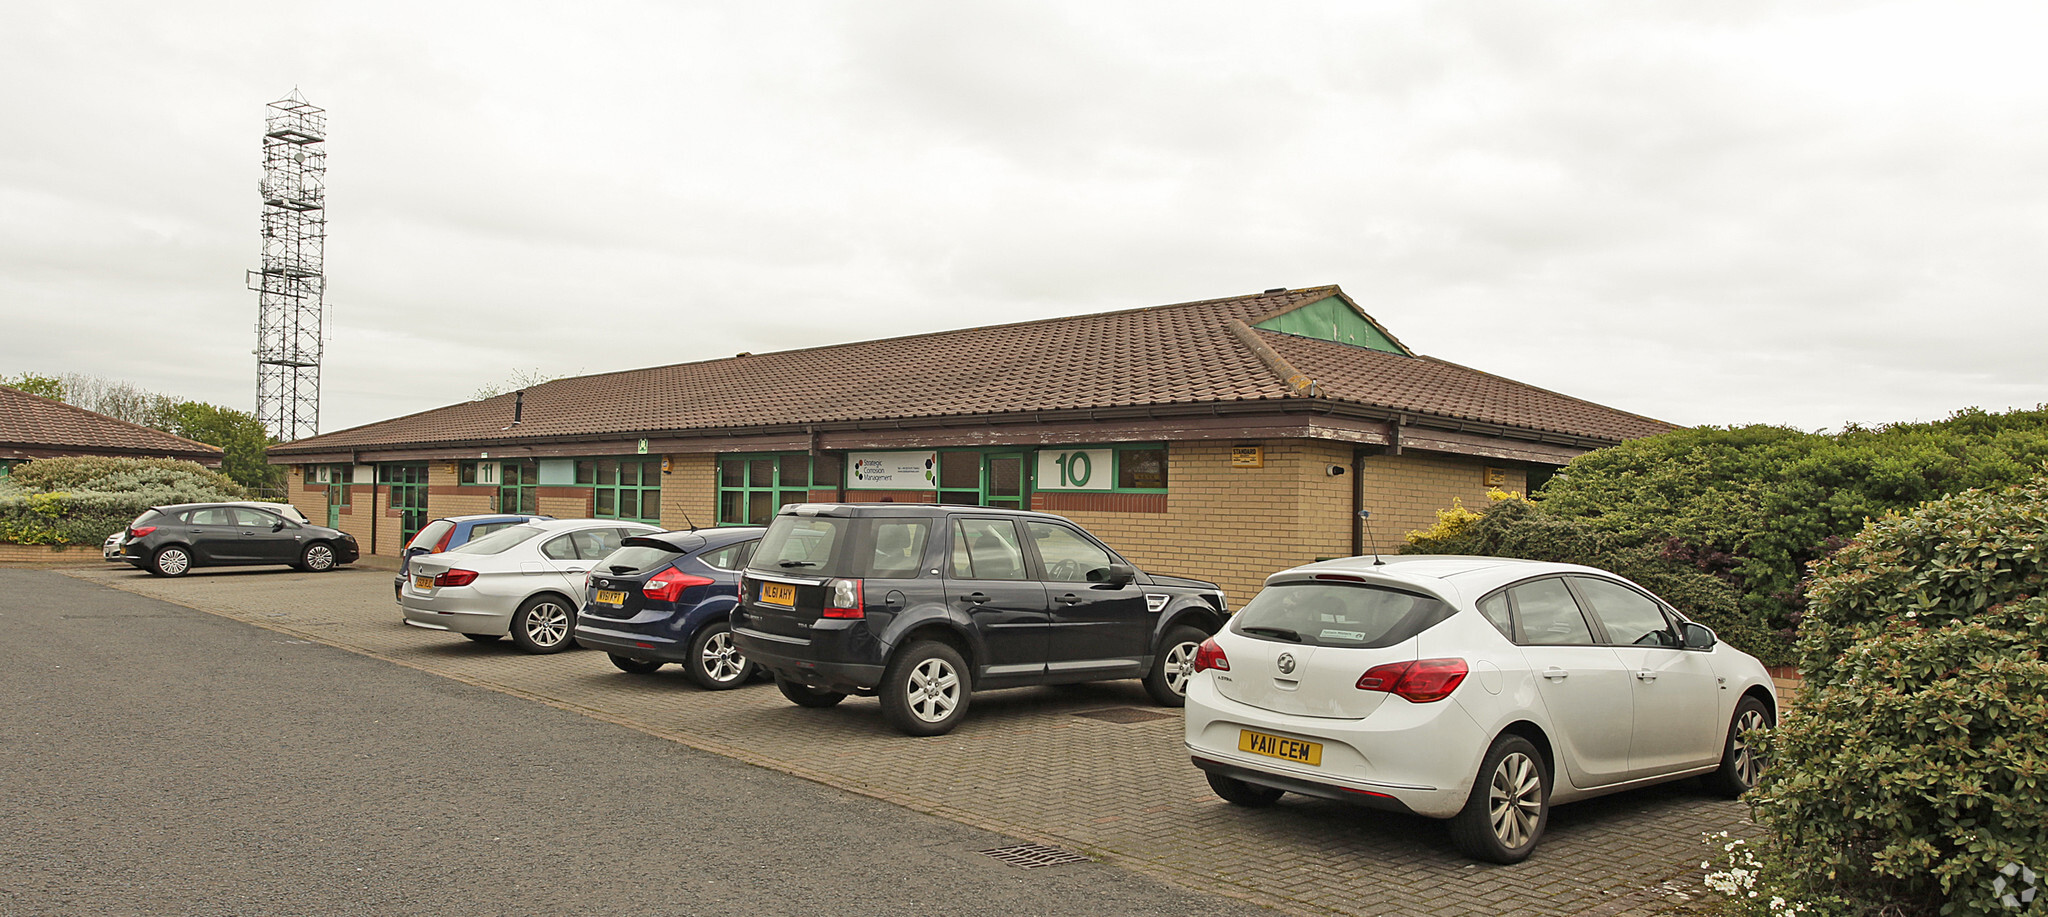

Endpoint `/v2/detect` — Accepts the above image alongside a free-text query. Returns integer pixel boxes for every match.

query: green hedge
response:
[0,457,247,546]
[1749,479,2048,916]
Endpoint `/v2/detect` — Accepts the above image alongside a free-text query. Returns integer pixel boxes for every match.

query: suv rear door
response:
[943,516,1048,680]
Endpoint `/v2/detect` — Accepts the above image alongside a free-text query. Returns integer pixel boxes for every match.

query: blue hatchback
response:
[575,526,766,689]
[393,514,552,599]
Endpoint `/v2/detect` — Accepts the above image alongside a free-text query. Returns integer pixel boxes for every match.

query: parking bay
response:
[63,564,1752,917]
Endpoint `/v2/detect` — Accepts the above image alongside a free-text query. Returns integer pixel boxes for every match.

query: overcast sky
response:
[3,1,2043,437]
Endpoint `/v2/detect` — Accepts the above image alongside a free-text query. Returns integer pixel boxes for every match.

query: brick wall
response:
[0,543,104,565]
[659,453,717,530]
[428,463,496,518]
[1359,452,1527,554]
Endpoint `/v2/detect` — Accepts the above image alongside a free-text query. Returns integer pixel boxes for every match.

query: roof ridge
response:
[0,384,224,453]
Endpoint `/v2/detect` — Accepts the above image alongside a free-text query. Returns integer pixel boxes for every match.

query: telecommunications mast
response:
[250,89,327,441]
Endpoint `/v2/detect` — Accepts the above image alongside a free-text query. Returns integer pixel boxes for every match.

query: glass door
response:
[984,453,1026,509]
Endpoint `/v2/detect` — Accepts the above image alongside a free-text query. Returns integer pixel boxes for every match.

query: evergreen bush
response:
[1746,480,2048,916]
[0,457,246,545]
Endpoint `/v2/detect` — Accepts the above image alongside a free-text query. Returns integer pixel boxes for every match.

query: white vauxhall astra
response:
[1184,555,1776,863]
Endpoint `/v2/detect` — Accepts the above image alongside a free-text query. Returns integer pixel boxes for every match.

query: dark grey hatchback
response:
[116,502,360,576]
[731,503,1229,736]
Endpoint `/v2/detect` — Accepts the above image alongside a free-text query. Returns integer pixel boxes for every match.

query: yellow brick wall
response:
[428,463,496,518]
[1360,453,1527,555]
[284,466,327,524]
[536,490,593,520]
[659,453,718,530]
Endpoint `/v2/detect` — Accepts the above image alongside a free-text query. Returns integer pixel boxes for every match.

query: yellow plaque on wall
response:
[1231,445,1264,468]
[1484,467,1507,487]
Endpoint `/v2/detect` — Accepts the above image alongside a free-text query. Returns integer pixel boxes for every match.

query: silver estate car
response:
[399,518,661,653]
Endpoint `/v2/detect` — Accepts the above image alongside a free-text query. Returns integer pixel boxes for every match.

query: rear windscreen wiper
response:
[1242,626,1303,642]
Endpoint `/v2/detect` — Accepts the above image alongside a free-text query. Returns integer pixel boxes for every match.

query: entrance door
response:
[984,453,1026,509]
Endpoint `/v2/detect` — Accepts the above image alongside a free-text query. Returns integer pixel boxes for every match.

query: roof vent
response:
[735,351,753,357]
[1263,287,1287,294]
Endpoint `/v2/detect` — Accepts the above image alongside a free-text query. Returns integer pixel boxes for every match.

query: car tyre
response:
[150,546,192,577]
[509,594,577,654]
[1207,772,1284,807]
[462,633,502,644]
[775,677,847,708]
[880,641,971,736]
[685,622,755,690]
[299,542,337,572]
[1449,733,1549,864]
[1702,696,1773,798]
[1143,624,1207,706]
[609,653,663,674]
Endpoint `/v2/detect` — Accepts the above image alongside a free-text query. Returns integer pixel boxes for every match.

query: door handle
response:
[1054,594,1081,605]
[1635,670,1658,681]
[962,593,989,604]
[563,567,589,574]
[1542,667,1570,680]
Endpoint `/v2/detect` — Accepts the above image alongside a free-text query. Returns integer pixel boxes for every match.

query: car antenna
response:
[678,505,698,532]
[1358,509,1386,565]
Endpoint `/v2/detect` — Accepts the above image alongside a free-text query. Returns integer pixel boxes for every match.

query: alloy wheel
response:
[1733,707,1768,787]
[699,630,745,683]
[1163,640,1200,695]
[1487,751,1543,851]
[523,601,571,648]
[905,657,961,723]
[304,544,334,571]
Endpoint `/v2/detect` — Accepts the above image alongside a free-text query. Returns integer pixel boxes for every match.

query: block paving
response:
[65,564,1752,916]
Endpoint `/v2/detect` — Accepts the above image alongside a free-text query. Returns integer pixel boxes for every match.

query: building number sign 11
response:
[1037,449,1112,491]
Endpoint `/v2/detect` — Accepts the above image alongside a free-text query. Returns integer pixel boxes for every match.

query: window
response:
[379,464,431,543]
[497,459,539,515]
[1230,582,1455,649]
[1035,445,1169,494]
[1024,521,1116,582]
[189,507,236,525]
[1115,447,1167,490]
[869,520,931,579]
[1507,579,1596,646]
[717,453,840,525]
[231,507,284,527]
[542,528,632,562]
[951,518,1026,581]
[1477,592,1514,640]
[701,540,759,571]
[1571,576,1679,647]
[751,517,846,574]
[578,458,663,525]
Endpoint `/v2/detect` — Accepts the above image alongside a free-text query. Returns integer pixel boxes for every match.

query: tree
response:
[472,367,575,401]
[161,401,284,494]
[1,372,66,400]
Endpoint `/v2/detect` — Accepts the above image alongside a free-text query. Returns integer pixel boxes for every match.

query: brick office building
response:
[1,384,224,472]
[267,286,1673,602]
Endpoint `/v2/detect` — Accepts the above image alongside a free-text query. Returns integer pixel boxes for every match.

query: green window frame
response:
[497,459,539,515]
[577,457,663,525]
[377,463,430,543]
[717,453,842,525]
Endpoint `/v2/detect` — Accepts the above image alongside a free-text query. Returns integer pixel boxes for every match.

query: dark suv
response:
[115,502,361,577]
[731,503,1229,736]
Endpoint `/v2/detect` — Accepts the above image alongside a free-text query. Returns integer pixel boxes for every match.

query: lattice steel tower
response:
[250,89,327,441]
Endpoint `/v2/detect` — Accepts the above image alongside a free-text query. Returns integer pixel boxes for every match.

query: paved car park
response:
[62,563,1752,917]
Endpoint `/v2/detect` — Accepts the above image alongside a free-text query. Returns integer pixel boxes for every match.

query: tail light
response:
[1356,658,1468,703]
[128,526,157,538]
[432,527,454,553]
[821,578,864,618]
[643,567,714,602]
[1192,637,1229,673]
[433,569,479,588]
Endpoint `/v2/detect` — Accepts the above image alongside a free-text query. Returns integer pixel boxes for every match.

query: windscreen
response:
[406,520,454,552]
[450,524,546,556]
[1231,581,1455,649]
[601,545,681,575]
[749,516,851,576]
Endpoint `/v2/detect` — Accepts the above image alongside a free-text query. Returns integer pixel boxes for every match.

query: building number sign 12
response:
[1037,449,1113,491]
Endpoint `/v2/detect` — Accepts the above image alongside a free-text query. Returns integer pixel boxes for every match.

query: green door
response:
[984,453,1027,509]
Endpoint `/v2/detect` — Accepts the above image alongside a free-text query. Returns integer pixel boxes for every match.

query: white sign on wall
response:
[846,451,937,490]
[1036,449,1114,491]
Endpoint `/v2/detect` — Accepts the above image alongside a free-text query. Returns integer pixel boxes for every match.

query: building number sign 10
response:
[1037,449,1113,491]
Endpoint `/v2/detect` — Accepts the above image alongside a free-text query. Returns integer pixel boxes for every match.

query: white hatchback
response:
[1184,555,1776,863]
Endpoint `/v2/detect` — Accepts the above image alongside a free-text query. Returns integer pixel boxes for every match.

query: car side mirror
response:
[1680,622,1717,650]
[272,521,287,532]
[1094,563,1137,587]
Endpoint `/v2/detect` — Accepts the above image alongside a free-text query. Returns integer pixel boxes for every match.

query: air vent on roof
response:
[1264,287,1287,293]
[735,352,753,357]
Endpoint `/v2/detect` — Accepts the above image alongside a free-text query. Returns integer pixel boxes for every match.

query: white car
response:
[1184,555,1776,864]
[400,518,661,653]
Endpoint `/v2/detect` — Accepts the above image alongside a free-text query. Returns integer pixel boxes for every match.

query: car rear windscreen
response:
[1231,582,1455,649]
[751,517,851,576]
[601,545,681,575]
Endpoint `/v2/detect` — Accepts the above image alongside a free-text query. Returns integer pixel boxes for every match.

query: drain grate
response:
[978,843,1093,869]
[1073,706,1176,724]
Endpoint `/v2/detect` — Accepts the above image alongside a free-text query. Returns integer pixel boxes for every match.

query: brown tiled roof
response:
[0,386,225,461]
[1258,332,1677,442]
[272,286,1673,455]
